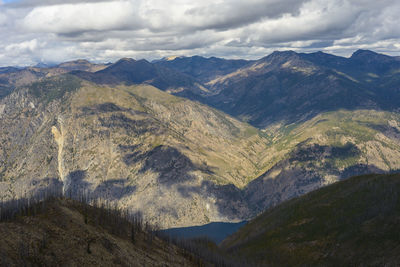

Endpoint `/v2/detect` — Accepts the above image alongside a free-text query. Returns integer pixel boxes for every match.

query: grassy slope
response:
[69,82,272,187]
[259,109,400,176]
[222,173,400,266]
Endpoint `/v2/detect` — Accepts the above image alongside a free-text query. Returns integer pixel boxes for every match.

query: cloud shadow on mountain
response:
[121,144,215,186]
[64,170,136,201]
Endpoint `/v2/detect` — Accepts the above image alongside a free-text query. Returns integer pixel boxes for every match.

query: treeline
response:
[0,185,63,222]
[0,186,152,242]
[0,185,250,266]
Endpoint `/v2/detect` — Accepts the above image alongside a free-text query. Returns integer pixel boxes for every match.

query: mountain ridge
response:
[0,49,400,230]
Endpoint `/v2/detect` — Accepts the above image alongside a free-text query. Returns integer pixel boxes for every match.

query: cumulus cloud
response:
[22,1,142,33]
[6,0,119,7]
[5,39,40,53]
[0,0,399,66]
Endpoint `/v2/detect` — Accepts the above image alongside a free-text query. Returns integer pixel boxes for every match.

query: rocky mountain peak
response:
[261,50,299,62]
[350,49,393,62]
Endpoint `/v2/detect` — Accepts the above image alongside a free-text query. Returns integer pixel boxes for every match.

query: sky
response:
[0,0,399,66]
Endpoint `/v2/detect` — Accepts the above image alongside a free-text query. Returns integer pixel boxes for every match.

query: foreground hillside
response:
[222,173,400,266]
[0,198,197,266]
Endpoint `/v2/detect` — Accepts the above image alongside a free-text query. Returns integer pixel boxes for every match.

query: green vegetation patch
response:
[28,75,81,104]
[222,173,400,266]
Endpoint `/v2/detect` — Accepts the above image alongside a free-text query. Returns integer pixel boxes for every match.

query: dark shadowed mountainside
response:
[154,55,252,83]
[205,50,400,127]
[222,173,400,266]
[72,58,211,99]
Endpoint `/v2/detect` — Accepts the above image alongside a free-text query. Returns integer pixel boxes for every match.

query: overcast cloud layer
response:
[0,0,399,66]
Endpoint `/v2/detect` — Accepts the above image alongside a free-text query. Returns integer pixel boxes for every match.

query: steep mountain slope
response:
[72,58,211,99]
[2,75,398,229]
[1,50,400,231]
[222,173,400,266]
[205,50,400,127]
[0,60,107,100]
[56,59,109,72]
[154,55,252,83]
[0,68,46,99]
[0,75,271,228]
[0,198,197,266]
[242,109,400,213]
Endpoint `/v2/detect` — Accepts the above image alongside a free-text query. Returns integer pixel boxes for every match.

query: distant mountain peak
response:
[57,59,91,67]
[270,50,297,56]
[69,59,91,64]
[99,57,154,76]
[350,49,395,65]
[110,58,153,68]
[266,50,298,59]
[55,59,108,72]
[310,51,332,56]
[261,50,299,62]
[164,55,183,61]
[351,49,380,58]
[115,57,136,64]
[136,58,151,64]
[34,62,53,68]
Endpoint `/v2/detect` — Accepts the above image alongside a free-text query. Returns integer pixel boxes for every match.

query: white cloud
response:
[0,0,399,66]
[239,0,359,45]
[5,39,39,52]
[22,1,141,33]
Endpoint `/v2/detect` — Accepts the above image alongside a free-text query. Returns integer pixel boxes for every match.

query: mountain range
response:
[0,49,400,229]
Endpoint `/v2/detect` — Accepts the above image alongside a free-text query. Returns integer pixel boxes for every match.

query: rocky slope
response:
[242,110,400,213]
[221,173,400,266]
[0,60,108,100]
[0,75,271,228]
[56,59,109,72]
[154,55,252,83]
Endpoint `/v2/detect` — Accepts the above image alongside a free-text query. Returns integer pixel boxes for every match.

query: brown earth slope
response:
[0,198,198,266]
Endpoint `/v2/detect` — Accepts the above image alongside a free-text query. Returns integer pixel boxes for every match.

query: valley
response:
[0,50,400,230]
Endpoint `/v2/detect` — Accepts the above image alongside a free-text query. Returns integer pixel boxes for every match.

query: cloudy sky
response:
[0,0,399,66]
